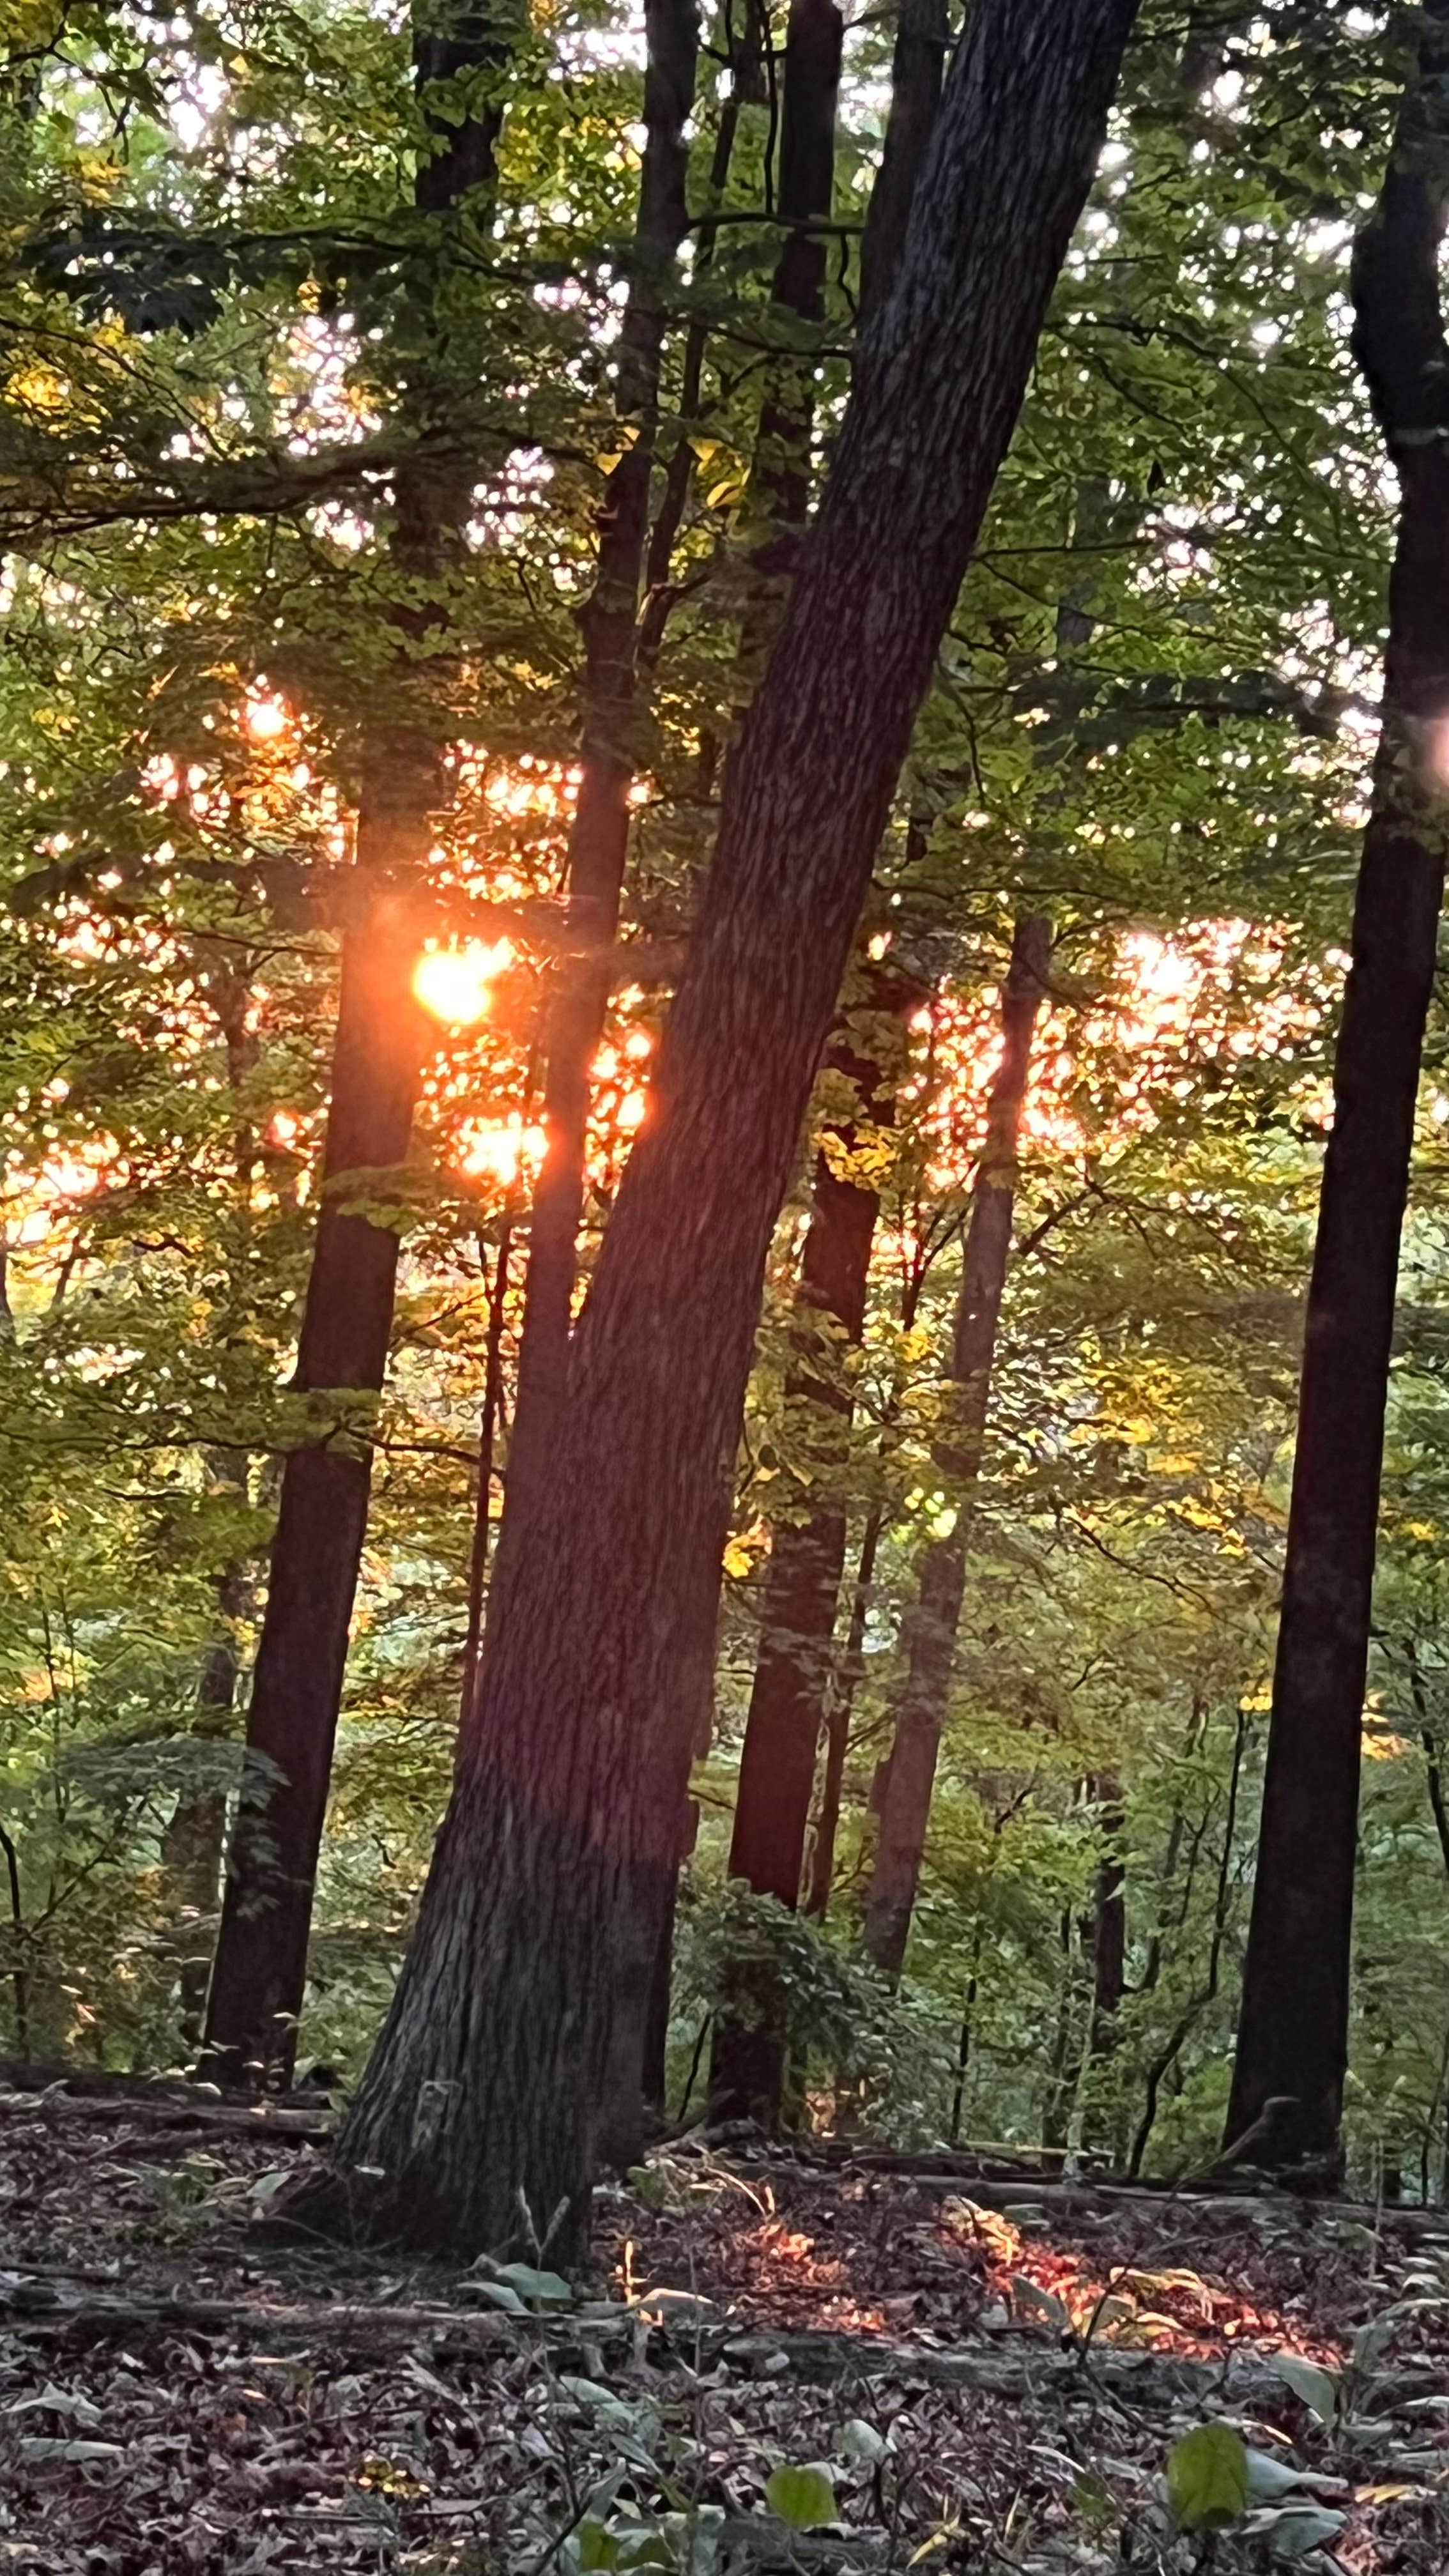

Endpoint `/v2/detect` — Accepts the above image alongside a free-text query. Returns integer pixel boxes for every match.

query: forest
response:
[6,0,1449,2569]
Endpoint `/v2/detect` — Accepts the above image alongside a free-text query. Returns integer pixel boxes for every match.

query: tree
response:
[296,0,1142,2257]
[199,0,515,2087]
[1225,0,1449,2178]
[863,915,1052,1979]
[710,960,916,2120]
[498,0,700,1531]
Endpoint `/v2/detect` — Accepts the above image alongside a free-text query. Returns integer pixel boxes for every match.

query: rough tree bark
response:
[710,966,914,2119]
[1225,3,1449,2177]
[500,0,701,1533]
[862,916,1052,1980]
[298,0,1139,2258]
[199,7,512,2088]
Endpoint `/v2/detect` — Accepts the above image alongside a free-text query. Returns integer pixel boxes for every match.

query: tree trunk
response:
[1131,1705,1246,2177]
[459,1217,515,1720]
[745,0,843,571]
[862,916,1052,1980]
[710,966,912,2120]
[199,8,510,2090]
[300,0,1139,2259]
[499,0,701,1537]
[1082,1776,1125,2157]
[1225,8,1449,2179]
[857,0,949,325]
[802,1499,884,1917]
[164,1545,252,2047]
[1088,1780,1125,2057]
[708,0,947,2098]
[0,1824,29,2057]
[1041,1910,1076,2154]
[502,0,703,2180]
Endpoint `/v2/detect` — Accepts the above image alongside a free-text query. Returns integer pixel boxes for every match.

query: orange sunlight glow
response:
[457,1111,548,1187]
[413,938,516,1026]
[243,692,288,742]
[906,919,1331,1198]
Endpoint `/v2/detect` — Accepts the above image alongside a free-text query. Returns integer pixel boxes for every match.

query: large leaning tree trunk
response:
[863,914,1052,1979]
[498,0,700,1532]
[199,6,512,2090]
[597,0,928,2163]
[1225,1,1449,2179]
[709,962,916,2122]
[294,0,1139,2258]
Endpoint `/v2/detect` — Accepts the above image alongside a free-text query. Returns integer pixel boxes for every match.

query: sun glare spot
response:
[244,693,289,742]
[413,939,516,1025]
[457,1113,548,1186]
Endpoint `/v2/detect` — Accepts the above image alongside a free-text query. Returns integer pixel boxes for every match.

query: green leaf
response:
[765,2464,839,2531]
[1273,2355,1342,2428]
[1167,2423,1250,2531]
[576,2519,622,2572]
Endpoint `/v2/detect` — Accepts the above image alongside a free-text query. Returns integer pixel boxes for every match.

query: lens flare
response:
[244,693,288,741]
[413,938,515,1025]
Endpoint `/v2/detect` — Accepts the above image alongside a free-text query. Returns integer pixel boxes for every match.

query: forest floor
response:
[3,2082,1448,2574]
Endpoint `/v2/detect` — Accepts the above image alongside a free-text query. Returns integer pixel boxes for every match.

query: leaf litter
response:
[3,2096,1449,2572]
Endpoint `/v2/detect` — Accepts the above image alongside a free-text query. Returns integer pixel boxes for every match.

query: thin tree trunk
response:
[1137,1805,1184,1998]
[744,0,843,578]
[199,9,511,2089]
[164,1544,252,2046]
[803,1495,884,1917]
[1132,1705,1246,2177]
[1081,1775,1126,2158]
[862,916,1052,1979]
[1226,9,1449,2177]
[1041,1910,1076,2153]
[1088,1779,1126,2058]
[641,1818,689,2113]
[856,0,949,325]
[460,1217,514,1719]
[949,1924,983,2143]
[300,0,1140,2258]
[638,6,762,667]
[499,0,700,1537]
[710,970,911,2119]
[0,1823,30,2058]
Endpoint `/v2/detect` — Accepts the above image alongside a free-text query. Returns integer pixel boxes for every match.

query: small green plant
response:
[764,2463,839,2533]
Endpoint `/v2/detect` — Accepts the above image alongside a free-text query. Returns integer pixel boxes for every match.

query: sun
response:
[413,939,515,1026]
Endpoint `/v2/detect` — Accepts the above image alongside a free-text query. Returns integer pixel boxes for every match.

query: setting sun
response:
[413,938,516,1026]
